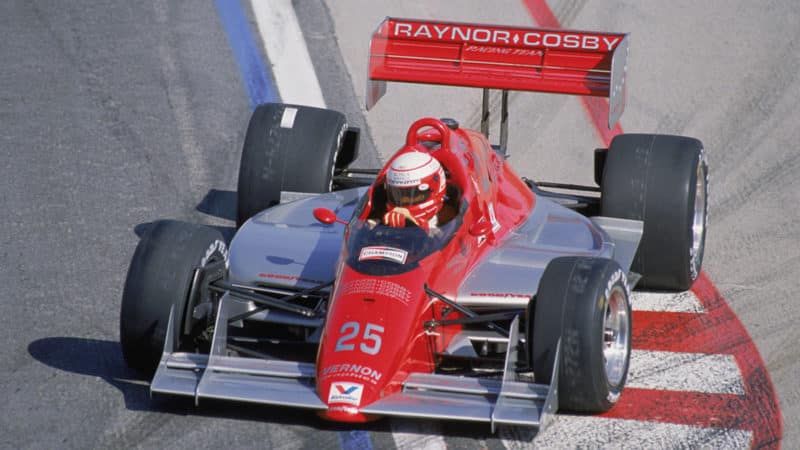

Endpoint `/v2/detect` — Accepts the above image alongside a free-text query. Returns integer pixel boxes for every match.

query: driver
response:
[382,150,451,233]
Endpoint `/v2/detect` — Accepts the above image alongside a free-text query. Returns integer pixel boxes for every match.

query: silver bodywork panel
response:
[457,202,643,308]
[228,187,366,290]
[229,187,642,308]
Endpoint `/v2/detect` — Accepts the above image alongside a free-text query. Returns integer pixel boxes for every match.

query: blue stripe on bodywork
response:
[214,2,373,449]
[214,0,278,109]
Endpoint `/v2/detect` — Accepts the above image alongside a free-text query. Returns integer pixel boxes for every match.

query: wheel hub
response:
[603,287,630,386]
[690,163,707,278]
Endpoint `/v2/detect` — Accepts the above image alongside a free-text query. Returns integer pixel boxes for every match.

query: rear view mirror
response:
[313,208,347,225]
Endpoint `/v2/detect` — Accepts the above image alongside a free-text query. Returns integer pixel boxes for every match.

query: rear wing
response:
[367,18,629,129]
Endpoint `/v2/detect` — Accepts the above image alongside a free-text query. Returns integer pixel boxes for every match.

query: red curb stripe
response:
[601,388,748,429]
[691,273,783,449]
[522,1,783,447]
[522,0,623,147]
[632,310,745,355]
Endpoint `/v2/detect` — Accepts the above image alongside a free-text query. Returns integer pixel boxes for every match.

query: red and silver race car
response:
[120,18,708,431]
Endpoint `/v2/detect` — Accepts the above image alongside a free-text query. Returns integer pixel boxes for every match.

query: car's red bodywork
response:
[317,118,535,421]
[313,15,629,420]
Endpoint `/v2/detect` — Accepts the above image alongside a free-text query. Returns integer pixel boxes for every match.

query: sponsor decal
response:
[257,273,327,284]
[327,405,358,414]
[321,364,383,384]
[359,246,408,264]
[465,45,542,57]
[280,107,297,128]
[392,22,621,51]
[470,292,531,299]
[606,268,630,299]
[418,199,434,209]
[328,382,363,406]
[200,240,229,268]
[386,173,421,186]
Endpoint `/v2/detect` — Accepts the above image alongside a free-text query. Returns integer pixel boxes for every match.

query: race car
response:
[120,18,708,431]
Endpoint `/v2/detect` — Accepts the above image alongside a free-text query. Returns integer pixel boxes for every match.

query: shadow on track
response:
[133,189,236,243]
[25,337,399,432]
[130,188,240,244]
[26,337,526,441]
[28,337,159,412]
[196,188,237,223]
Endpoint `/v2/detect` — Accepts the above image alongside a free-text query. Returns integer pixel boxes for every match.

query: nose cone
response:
[316,265,431,422]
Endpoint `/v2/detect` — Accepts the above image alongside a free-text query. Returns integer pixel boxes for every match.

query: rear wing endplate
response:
[367,18,629,129]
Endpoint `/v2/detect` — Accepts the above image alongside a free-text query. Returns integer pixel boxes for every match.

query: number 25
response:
[335,321,384,355]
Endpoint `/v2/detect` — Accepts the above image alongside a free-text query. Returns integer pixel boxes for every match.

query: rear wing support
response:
[367,18,629,145]
[480,88,511,158]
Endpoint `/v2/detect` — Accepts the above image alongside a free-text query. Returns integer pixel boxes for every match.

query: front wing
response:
[150,293,560,432]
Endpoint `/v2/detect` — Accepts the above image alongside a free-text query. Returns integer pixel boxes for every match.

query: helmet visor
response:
[387,185,431,207]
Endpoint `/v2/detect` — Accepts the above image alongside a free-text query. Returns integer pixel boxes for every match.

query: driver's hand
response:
[383,210,408,228]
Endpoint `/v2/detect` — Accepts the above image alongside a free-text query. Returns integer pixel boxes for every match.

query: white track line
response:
[631,290,705,313]
[250,0,326,108]
[628,350,744,394]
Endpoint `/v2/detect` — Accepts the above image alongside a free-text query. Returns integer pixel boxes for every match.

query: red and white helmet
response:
[385,150,446,224]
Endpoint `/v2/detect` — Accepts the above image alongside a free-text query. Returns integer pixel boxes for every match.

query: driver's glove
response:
[383,210,408,228]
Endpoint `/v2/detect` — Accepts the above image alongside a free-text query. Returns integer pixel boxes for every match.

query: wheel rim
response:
[690,163,707,278]
[603,286,630,387]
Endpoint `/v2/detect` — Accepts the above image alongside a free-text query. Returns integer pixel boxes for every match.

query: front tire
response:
[531,257,632,413]
[120,221,227,375]
[601,134,708,290]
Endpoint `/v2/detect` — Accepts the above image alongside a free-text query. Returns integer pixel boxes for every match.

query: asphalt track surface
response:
[0,0,796,448]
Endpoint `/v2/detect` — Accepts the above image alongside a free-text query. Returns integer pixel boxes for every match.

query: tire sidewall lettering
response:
[329,123,347,191]
[200,239,229,268]
[604,268,629,301]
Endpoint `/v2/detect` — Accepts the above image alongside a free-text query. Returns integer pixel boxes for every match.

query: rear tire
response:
[236,103,347,227]
[601,134,708,290]
[531,257,631,413]
[120,221,227,376]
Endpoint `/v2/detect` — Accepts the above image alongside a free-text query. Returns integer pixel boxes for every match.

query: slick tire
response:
[600,134,708,291]
[236,103,347,227]
[120,220,227,376]
[531,257,632,413]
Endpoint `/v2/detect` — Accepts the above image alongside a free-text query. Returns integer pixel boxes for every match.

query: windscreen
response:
[345,218,460,276]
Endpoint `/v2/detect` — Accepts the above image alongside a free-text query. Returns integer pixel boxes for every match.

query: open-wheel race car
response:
[120,18,708,431]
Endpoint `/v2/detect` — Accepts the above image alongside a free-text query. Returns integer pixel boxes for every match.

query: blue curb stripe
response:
[214,0,278,110]
[338,429,374,450]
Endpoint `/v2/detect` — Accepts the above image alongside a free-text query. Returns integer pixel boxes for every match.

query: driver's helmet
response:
[385,150,446,224]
